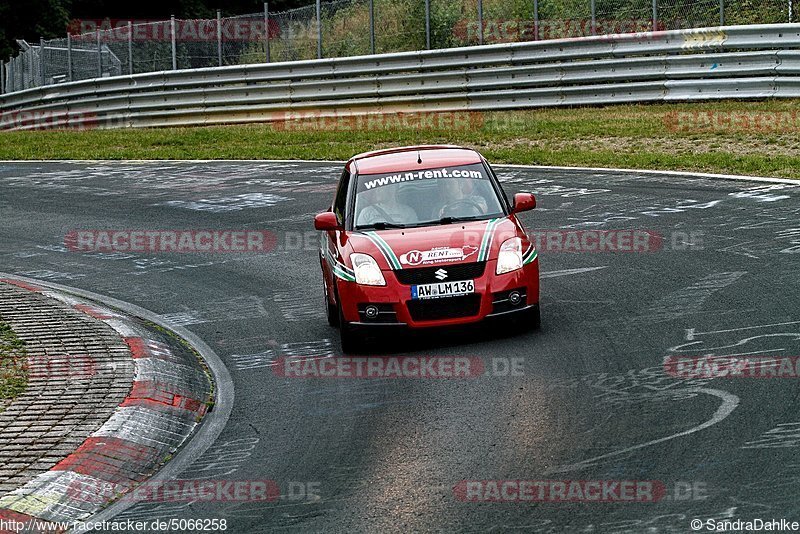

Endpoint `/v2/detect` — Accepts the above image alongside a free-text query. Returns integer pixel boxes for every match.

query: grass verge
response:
[2,100,799,178]
[0,320,28,409]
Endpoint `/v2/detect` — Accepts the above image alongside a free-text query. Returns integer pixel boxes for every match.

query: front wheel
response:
[323,276,339,327]
[338,304,362,354]
[528,304,541,331]
[512,304,540,333]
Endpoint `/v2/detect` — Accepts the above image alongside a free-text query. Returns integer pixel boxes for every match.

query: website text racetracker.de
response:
[362,167,485,190]
[0,518,229,533]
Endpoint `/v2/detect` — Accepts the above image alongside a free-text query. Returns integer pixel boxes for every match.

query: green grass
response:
[2,100,800,178]
[0,320,28,408]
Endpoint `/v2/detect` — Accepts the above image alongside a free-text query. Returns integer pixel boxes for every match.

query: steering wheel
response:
[440,199,484,218]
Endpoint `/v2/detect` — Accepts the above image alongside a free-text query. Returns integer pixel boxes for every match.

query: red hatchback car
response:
[315,145,540,352]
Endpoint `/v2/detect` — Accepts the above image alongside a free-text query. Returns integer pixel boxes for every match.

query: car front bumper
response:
[336,258,540,329]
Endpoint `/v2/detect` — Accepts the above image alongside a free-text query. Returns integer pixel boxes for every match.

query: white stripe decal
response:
[478,219,499,262]
[362,232,401,270]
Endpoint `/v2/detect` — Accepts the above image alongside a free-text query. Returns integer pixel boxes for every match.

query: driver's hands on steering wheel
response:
[439,198,485,218]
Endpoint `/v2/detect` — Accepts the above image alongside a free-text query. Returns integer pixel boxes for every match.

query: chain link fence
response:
[2,0,797,94]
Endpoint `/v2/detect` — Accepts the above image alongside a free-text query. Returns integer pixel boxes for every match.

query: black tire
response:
[338,304,362,354]
[528,304,541,331]
[324,276,339,327]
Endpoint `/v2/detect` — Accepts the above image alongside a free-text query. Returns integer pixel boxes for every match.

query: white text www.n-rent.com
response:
[0,518,228,532]
[363,168,483,189]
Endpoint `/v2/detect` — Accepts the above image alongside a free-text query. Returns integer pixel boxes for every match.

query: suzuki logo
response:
[434,269,448,280]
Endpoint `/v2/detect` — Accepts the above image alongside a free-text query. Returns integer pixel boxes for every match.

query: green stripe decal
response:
[324,240,355,280]
[363,231,401,270]
[332,265,356,281]
[478,219,499,262]
[523,248,538,265]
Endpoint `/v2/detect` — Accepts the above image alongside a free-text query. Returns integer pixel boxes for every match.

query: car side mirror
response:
[512,193,536,213]
[314,211,341,231]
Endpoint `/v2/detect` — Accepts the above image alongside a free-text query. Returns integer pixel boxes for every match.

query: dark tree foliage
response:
[1,0,303,60]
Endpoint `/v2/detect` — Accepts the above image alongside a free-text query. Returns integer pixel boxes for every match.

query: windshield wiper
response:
[357,221,406,230]
[424,215,488,226]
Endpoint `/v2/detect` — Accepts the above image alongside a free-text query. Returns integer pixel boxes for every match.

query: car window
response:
[333,169,350,225]
[353,163,504,229]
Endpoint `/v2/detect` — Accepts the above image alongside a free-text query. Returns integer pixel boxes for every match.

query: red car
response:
[315,145,540,352]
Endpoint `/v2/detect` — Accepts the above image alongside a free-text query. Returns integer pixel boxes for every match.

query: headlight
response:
[496,237,523,275]
[351,253,386,286]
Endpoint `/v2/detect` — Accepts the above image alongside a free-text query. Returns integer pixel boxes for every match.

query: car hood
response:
[347,217,525,270]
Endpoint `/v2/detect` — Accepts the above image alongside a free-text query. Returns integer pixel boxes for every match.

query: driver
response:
[438,178,488,218]
[357,185,417,226]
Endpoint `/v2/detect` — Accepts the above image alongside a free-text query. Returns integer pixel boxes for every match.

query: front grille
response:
[395,262,486,285]
[406,294,482,322]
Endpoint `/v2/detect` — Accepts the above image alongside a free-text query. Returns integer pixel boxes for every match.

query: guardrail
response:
[1,24,799,131]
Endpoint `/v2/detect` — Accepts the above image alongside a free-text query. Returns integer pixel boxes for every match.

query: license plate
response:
[411,280,475,300]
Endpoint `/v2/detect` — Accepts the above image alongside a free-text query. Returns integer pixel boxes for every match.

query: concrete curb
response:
[0,278,214,532]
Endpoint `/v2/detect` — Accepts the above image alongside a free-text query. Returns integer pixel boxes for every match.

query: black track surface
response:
[1,161,798,533]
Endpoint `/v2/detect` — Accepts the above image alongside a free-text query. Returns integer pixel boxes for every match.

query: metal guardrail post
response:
[67,33,73,82]
[652,0,658,30]
[316,0,322,59]
[534,0,539,41]
[96,29,102,78]
[478,0,483,45]
[369,0,375,54]
[425,0,431,49]
[128,22,133,75]
[217,9,222,67]
[720,0,725,25]
[171,15,177,70]
[0,60,5,94]
[217,11,223,66]
[590,0,597,35]
[264,3,270,63]
[39,38,46,87]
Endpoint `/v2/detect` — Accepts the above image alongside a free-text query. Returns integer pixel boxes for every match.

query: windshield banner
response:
[357,164,488,193]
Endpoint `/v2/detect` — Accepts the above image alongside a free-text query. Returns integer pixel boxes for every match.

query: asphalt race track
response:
[1,161,799,533]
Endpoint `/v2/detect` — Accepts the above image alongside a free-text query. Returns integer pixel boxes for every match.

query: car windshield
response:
[353,163,505,229]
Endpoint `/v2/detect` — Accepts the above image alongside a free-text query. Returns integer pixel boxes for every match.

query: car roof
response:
[348,145,483,175]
